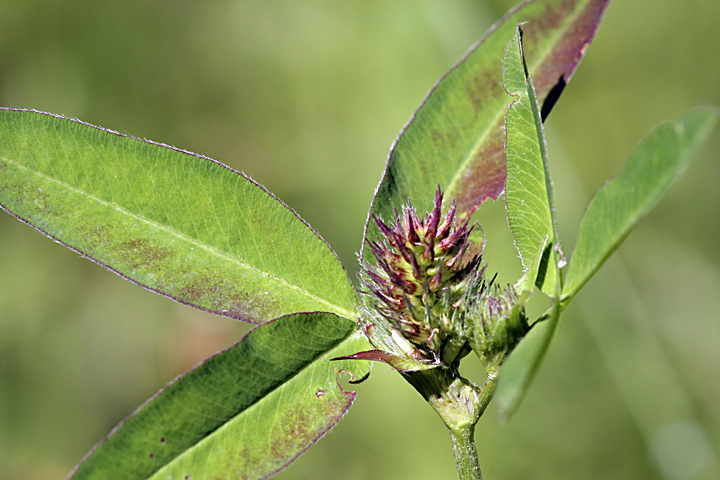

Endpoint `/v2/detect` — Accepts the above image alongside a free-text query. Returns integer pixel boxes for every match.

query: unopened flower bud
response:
[467,282,529,368]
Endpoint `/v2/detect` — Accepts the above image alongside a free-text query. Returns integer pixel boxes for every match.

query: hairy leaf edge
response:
[65,311,369,480]
[0,107,358,323]
[361,0,609,262]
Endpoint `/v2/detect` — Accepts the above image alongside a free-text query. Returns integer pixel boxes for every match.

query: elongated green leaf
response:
[497,107,720,420]
[492,29,561,419]
[503,26,558,296]
[363,0,609,261]
[563,107,720,301]
[0,109,357,323]
[69,312,372,480]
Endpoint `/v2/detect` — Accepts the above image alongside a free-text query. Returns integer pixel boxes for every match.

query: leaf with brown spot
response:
[67,312,372,480]
[363,0,609,262]
[0,109,358,323]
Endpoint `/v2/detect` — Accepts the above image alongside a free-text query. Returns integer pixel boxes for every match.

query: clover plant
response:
[0,0,717,479]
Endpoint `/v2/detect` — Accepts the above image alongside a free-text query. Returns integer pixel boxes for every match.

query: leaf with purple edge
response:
[0,109,358,324]
[363,0,609,264]
[68,312,372,480]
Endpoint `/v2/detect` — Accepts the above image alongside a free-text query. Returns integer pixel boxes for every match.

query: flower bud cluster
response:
[362,188,484,365]
[361,187,529,369]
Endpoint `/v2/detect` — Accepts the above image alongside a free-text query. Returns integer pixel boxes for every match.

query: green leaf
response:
[496,107,720,420]
[563,107,720,301]
[482,29,562,417]
[515,234,549,295]
[0,109,358,323]
[68,312,372,480]
[503,26,559,296]
[363,0,609,260]
[495,300,561,420]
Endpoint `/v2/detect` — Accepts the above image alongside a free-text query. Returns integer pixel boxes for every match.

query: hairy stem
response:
[449,423,482,480]
[477,366,499,418]
[404,364,499,480]
[451,366,499,480]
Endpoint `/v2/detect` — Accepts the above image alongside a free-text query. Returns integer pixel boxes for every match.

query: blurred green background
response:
[1,1,719,479]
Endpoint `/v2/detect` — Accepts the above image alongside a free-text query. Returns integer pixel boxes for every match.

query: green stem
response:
[477,366,499,418]
[404,365,499,480]
[450,366,498,480]
[449,423,482,480]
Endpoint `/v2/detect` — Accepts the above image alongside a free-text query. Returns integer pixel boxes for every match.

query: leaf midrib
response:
[444,6,579,204]
[1,155,357,320]
[146,326,363,480]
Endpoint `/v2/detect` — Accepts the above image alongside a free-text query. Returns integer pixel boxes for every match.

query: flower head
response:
[361,187,485,365]
[360,187,530,370]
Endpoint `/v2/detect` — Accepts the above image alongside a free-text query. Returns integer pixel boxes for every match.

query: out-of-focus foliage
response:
[0,1,718,479]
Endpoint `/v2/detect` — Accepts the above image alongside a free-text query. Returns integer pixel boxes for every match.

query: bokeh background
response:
[1,1,719,479]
